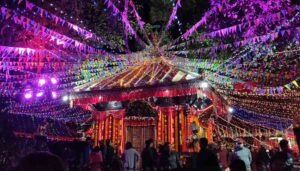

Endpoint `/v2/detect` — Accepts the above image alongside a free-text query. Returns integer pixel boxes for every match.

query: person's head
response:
[125,142,133,150]
[260,145,266,151]
[99,140,104,146]
[230,159,246,171]
[15,151,65,171]
[86,137,92,144]
[106,139,111,146]
[145,139,153,148]
[163,142,171,151]
[93,146,100,152]
[235,138,244,148]
[199,137,208,149]
[279,139,289,151]
[167,143,173,150]
[148,138,154,147]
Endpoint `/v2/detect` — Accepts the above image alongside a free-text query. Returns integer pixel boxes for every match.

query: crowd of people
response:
[1,133,297,171]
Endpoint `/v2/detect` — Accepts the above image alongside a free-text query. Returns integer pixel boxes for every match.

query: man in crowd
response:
[232,139,252,171]
[270,139,293,171]
[197,137,221,171]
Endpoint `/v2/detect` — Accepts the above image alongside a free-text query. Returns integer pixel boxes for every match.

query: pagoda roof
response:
[74,58,201,93]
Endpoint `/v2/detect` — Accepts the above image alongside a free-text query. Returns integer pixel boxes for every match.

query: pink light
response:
[38,79,46,86]
[24,93,32,99]
[51,78,58,84]
[52,92,57,99]
[36,92,44,97]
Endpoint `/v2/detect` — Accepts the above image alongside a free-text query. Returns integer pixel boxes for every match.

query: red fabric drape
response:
[92,109,125,121]
[74,83,199,105]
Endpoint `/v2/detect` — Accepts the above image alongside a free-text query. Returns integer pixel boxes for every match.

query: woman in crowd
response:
[122,142,140,171]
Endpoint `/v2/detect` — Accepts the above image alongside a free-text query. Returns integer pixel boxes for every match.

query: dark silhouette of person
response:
[230,159,246,171]
[197,137,221,171]
[160,142,171,170]
[99,140,106,161]
[271,139,293,171]
[141,139,157,171]
[104,139,115,170]
[89,146,103,171]
[14,151,65,171]
[256,145,270,171]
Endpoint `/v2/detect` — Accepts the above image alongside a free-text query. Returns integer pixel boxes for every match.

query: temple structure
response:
[71,58,221,152]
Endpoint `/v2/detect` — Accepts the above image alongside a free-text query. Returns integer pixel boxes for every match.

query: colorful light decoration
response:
[24,92,32,99]
[200,81,209,89]
[52,92,58,99]
[51,78,58,84]
[228,106,234,113]
[36,92,44,97]
[38,79,46,86]
[62,95,69,102]
[0,0,298,141]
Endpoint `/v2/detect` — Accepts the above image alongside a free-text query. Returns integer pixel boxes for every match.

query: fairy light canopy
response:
[0,0,299,135]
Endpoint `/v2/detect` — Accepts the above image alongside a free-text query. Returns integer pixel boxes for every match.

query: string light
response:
[62,95,69,102]
[51,78,58,84]
[228,107,234,113]
[200,81,209,88]
[38,79,46,86]
[52,92,58,99]
[36,92,44,97]
[24,93,32,99]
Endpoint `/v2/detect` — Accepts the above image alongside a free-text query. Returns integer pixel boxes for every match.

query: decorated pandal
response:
[71,59,217,152]
[0,0,300,170]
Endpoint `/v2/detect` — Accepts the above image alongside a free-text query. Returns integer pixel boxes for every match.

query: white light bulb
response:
[63,96,69,101]
[200,82,209,88]
[228,107,234,113]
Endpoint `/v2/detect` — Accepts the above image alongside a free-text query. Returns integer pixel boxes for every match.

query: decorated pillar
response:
[207,119,213,144]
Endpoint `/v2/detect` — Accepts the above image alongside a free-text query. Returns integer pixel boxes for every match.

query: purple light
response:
[24,93,32,99]
[36,92,44,97]
[52,91,57,99]
[51,78,58,84]
[38,79,46,86]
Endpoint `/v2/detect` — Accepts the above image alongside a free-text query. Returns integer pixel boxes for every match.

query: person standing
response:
[141,139,157,171]
[99,140,106,162]
[123,142,140,171]
[232,139,252,171]
[256,145,270,171]
[270,139,293,171]
[160,142,170,170]
[219,144,229,170]
[104,139,115,171]
[167,143,182,171]
[197,137,221,171]
[89,146,103,171]
[160,142,181,171]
